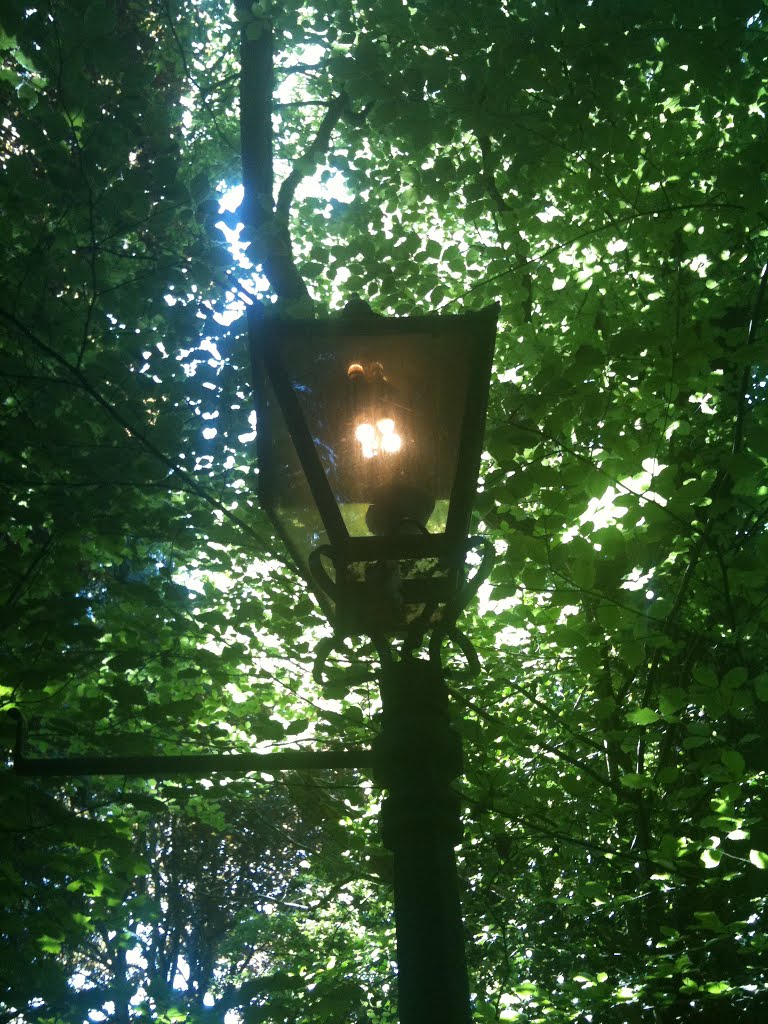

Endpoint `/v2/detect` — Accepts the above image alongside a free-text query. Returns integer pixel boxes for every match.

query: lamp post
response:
[247,300,498,1024]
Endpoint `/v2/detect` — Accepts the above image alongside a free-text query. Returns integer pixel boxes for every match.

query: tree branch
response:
[453,684,615,791]
[457,201,751,303]
[238,6,309,306]
[275,90,351,224]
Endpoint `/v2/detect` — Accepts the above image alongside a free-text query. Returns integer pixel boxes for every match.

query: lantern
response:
[248,302,498,638]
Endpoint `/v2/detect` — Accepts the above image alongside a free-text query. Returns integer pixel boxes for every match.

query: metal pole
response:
[373,655,471,1024]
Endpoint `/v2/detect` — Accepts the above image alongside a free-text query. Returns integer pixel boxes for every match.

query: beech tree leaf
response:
[626,708,659,726]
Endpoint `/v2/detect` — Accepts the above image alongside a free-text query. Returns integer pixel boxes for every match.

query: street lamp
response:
[248,299,499,1024]
[248,301,498,642]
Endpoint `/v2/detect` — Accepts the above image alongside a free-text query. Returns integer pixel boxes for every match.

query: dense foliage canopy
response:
[1,1,767,1022]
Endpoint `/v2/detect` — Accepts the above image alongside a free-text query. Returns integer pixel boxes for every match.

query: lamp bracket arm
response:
[428,535,495,668]
[6,705,374,778]
[443,627,482,677]
[312,633,344,687]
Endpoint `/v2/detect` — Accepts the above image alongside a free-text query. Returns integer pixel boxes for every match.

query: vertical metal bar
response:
[261,330,349,546]
[445,305,498,545]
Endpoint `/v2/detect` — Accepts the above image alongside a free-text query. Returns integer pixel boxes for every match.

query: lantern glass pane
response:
[279,327,473,539]
[259,371,328,565]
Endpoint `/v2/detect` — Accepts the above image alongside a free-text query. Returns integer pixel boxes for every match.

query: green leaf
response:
[424,238,441,261]
[597,604,623,629]
[659,688,687,715]
[693,664,718,688]
[754,673,768,701]
[620,639,646,669]
[706,981,731,995]
[700,848,722,869]
[749,849,768,870]
[721,667,748,689]
[721,750,746,778]
[38,934,63,954]
[693,910,724,932]
[626,707,659,725]
[284,717,310,735]
[619,773,650,790]
[726,828,748,841]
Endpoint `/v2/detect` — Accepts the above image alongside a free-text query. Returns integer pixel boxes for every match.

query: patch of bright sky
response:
[690,392,717,415]
[573,458,668,537]
[536,204,564,223]
[493,623,531,648]
[498,365,524,384]
[78,945,233,1019]
[688,252,711,277]
[622,566,655,592]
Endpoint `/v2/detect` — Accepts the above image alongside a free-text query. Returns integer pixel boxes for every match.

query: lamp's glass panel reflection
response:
[259,372,329,568]
[281,328,472,538]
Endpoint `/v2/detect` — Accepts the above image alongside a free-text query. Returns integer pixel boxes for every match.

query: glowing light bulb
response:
[355,423,376,444]
[355,422,377,459]
[355,418,402,458]
[377,418,402,453]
